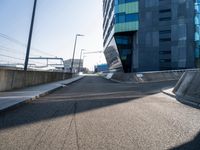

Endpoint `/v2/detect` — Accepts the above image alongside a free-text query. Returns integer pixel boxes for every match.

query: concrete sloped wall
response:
[173,70,200,103]
[0,69,72,91]
[111,71,184,83]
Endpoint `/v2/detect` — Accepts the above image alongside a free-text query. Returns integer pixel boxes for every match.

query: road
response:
[0,75,200,150]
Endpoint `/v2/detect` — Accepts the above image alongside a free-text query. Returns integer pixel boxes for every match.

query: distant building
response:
[103,0,197,72]
[64,59,83,73]
[94,64,109,72]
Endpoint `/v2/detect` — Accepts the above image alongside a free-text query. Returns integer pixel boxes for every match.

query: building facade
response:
[94,64,109,72]
[103,0,197,72]
[195,0,200,67]
[64,59,83,73]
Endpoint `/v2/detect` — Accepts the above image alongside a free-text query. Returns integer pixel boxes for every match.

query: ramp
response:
[173,70,200,104]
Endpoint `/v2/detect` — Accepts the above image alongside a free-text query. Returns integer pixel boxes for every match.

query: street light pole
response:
[24,0,38,71]
[70,34,84,73]
[78,49,86,73]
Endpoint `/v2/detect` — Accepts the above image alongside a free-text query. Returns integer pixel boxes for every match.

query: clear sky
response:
[0,0,106,70]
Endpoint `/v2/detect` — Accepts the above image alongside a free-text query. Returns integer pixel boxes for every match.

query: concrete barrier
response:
[173,70,200,103]
[110,70,185,83]
[0,69,72,91]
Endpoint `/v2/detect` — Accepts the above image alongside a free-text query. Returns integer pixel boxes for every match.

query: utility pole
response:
[78,49,86,73]
[24,0,37,71]
[70,34,84,73]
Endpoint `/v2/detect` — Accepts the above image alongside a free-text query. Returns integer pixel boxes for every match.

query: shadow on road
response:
[0,95,146,130]
[0,76,176,130]
[170,131,200,150]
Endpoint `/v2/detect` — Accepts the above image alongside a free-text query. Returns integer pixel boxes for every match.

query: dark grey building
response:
[64,59,83,73]
[103,0,198,72]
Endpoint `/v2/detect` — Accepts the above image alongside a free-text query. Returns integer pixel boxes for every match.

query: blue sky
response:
[0,0,105,70]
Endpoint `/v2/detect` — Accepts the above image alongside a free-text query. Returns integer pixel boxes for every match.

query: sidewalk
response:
[0,75,84,112]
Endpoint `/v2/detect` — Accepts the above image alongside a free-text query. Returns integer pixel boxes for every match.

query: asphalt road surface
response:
[0,75,200,150]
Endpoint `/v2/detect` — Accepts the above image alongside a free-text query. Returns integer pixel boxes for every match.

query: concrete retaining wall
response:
[173,70,200,103]
[0,69,72,91]
[110,70,184,83]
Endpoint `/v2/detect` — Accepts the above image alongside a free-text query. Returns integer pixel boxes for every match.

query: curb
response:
[161,90,176,98]
[161,90,200,109]
[176,95,200,109]
[100,74,178,84]
[0,76,84,113]
[61,76,85,85]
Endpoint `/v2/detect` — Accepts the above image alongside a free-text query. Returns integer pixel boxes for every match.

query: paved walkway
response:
[0,76,84,112]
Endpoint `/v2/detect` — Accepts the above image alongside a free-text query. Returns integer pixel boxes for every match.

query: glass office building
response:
[103,0,196,72]
[195,0,200,67]
[103,0,139,72]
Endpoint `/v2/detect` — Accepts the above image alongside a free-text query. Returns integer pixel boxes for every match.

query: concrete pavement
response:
[0,75,84,112]
[0,75,200,150]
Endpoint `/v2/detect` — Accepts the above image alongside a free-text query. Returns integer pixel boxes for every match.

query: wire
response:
[0,54,25,61]
[29,60,46,65]
[0,32,58,57]
[0,45,26,55]
[0,46,42,64]
[0,52,44,64]
[0,33,62,66]
[31,47,56,57]
[0,45,55,64]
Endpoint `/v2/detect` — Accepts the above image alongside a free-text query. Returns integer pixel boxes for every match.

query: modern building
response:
[94,64,109,72]
[103,0,198,73]
[64,59,83,73]
[195,0,200,67]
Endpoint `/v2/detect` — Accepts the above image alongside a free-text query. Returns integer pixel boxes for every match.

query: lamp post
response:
[70,34,84,73]
[78,49,86,73]
[24,0,38,71]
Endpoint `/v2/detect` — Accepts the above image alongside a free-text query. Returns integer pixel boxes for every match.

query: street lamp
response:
[24,0,38,71]
[70,34,84,73]
[78,49,86,73]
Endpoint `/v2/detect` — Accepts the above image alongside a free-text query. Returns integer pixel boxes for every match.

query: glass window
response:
[116,37,129,44]
[115,13,125,23]
[115,13,138,23]
[195,0,200,60]
[126,13,138,22]
[119,13,125,23]
[118,0,125,4]
[121,49,131,55]
[115,0,118,5]
[116,0,137,5]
